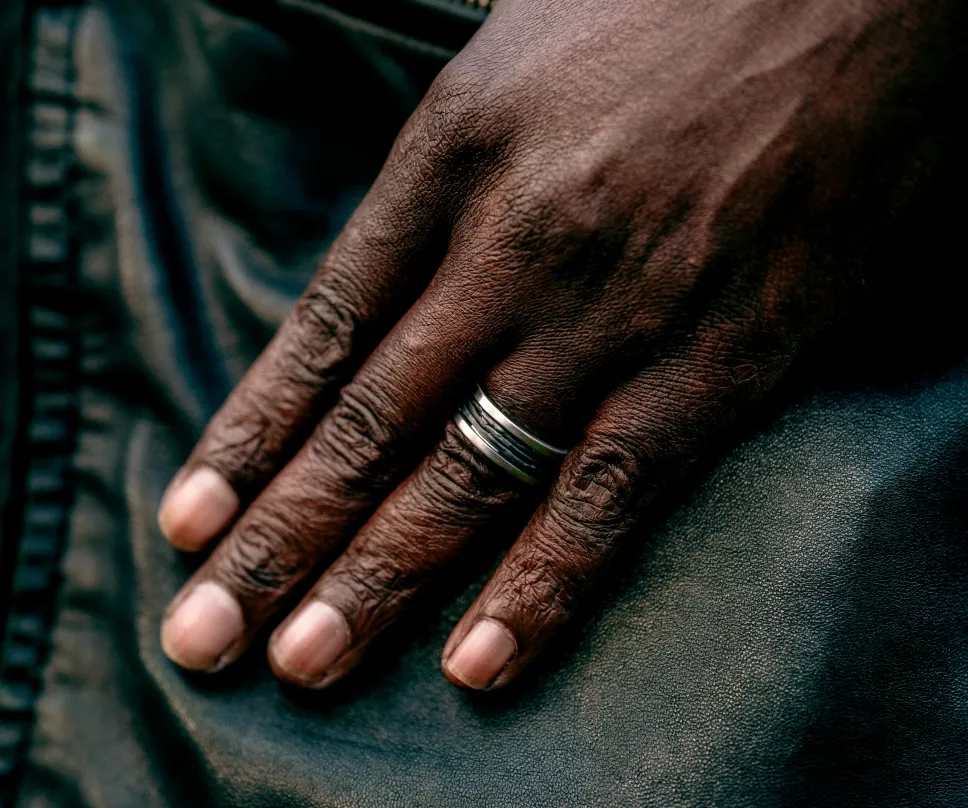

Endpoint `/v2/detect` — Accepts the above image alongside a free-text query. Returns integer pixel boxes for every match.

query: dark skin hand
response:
[157,0,960,691]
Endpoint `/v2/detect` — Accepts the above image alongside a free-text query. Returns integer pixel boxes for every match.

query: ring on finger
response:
[455,386,568,485]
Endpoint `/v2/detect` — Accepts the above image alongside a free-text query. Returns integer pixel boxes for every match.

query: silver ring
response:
[455,386,568,485]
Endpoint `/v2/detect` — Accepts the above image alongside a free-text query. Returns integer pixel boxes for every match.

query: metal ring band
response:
[454,386,568,485]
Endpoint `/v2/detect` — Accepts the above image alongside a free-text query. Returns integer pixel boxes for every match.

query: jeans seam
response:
[0,5,83,804]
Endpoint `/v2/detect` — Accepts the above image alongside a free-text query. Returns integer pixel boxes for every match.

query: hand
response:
[157,0,954,691]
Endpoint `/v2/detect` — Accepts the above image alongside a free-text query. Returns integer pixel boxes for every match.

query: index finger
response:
[158,154,445,551]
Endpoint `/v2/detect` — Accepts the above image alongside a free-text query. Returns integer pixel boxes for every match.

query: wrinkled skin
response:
[157,0,962,691]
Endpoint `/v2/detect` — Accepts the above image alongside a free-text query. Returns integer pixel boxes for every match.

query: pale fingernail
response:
[158,467,238,550]
[161,582,244,671]
[271,602,350,684]
[445,619,516,690]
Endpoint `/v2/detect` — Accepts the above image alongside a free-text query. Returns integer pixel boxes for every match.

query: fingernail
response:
[271,602,350,684]
[445,619,516,690]
[161,582,244,671]
[158,467,239,550]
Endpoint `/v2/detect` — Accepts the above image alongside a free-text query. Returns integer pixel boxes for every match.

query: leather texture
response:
[1,1,967,806]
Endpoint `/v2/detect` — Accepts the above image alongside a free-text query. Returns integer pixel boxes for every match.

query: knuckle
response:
[551,435,641,541]
[195,284,365,490]
[463,167,624,277]
[328,550,411,621]
[283,283,360,389]
[410,58,516,171]
[405,75,479,162]
[502,538,578,626]
[200,390,281,483]
[417,422,519,519]
[424,54,494,123]
[311,380,400,491]
[217,508,311,599]
[501,436,642,623]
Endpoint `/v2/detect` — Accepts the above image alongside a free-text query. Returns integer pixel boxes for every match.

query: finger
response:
[158,142,449,552]
[441,347,788,690]
[159,265,502,672]
[262,345,591,688]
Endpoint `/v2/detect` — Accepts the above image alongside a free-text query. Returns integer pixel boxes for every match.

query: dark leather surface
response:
[2,1,968,806]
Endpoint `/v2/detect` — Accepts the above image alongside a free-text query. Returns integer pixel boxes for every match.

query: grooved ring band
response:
[455,386,569,485]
